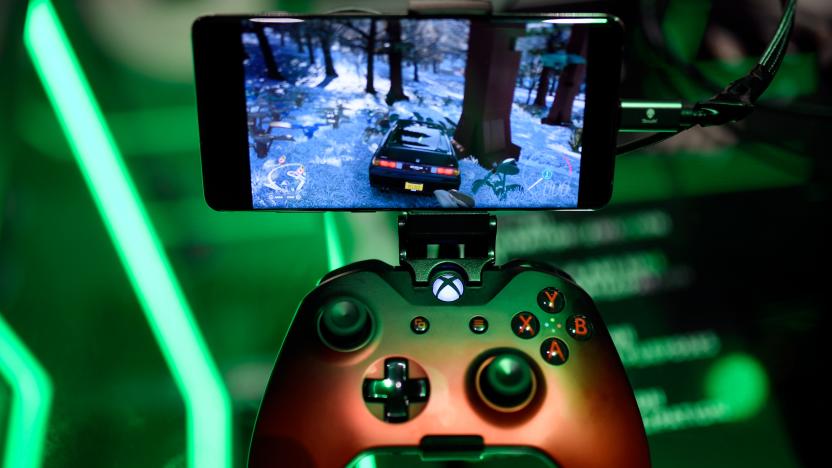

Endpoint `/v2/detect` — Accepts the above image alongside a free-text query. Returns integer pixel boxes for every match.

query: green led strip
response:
[620,101,683,109]
[543,18,609,24]
[23,1,231,467]
[0,313,53,468]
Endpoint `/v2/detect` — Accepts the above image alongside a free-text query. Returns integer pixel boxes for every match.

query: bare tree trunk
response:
[413,61,419,82]
[291,26,303,53]
[320,32,338,77]
[543,27,588,126]
[385,19,408,105]
[533,67,552,107]
[534,33,560,106]
[454,21,523,168]
[305,30,316,65]
[254,24,285,81]
[366,19,376,94]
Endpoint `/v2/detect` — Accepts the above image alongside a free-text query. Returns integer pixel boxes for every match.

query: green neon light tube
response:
[23,2,231,467]
[324,212,346,270]
[0,313,53,468]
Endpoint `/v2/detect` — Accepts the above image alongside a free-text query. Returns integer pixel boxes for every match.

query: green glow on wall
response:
[661,0,710,62]
[611,324,720,369]
[277,0,318,13]
[23,1,231,467]
[0,313,53,468]
[563,250,672,302]
[705,352,769,420]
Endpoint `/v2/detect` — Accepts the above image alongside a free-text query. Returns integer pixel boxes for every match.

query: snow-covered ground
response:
[244,22,583,210]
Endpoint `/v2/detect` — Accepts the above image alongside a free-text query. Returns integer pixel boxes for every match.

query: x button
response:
[511,312,539,339]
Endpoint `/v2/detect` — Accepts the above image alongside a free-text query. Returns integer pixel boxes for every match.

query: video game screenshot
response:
[242,18,587,209]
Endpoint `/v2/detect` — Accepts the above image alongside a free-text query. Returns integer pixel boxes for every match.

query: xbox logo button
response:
[431,271,465,302]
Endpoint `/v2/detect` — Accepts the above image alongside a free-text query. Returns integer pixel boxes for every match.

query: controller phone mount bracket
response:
[398,211,496,285]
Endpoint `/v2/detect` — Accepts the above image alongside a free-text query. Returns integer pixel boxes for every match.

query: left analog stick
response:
[318,298,373,351]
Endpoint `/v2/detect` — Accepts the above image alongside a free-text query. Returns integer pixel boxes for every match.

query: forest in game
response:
[243,18,587,209]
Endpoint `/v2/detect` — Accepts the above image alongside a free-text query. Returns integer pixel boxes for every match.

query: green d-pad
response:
[363,358,430,423]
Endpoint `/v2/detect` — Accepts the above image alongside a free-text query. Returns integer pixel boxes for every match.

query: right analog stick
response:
[317,298,373,351]
[475,353,537,412]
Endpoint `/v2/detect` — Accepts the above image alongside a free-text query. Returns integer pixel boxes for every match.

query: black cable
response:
[616,0,809,156]
[760,0,797,74]
[639,0,830,119]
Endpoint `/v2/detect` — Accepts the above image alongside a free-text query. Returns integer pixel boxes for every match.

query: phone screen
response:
[241,17,596,210]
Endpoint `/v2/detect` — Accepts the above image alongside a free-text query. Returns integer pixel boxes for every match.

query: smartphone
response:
[192,13,623,211]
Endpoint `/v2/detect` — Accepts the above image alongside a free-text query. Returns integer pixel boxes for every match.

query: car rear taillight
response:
[372,157,401,169]
[435,167,459,176]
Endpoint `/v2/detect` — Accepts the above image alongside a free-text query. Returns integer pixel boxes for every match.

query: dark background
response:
[1,0,829,466]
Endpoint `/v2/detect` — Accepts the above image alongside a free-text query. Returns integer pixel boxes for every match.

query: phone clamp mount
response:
[248,210,650,467]
[398,211,496,285]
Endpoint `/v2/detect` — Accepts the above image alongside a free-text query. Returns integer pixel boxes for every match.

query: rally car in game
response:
[369,119,461,194]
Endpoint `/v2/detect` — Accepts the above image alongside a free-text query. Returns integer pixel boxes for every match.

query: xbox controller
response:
[249,259,649,467]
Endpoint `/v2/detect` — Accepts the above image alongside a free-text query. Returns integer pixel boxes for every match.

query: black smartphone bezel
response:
[192,13,623,211]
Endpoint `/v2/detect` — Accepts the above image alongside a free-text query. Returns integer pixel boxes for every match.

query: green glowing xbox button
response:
[318,298,373,351]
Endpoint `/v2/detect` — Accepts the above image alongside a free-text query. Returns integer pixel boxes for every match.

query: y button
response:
[537,287,565,314]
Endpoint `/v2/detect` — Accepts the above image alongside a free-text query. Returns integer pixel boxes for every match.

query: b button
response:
[511,312,539,339]
[540,337,569,365]
[566,315,593,341]
[537,287,566,314]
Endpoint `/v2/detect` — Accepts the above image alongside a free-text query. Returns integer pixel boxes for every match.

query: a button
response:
[317,298,373,351]
[566,315,593,341]
[511,312,539,339]
[431,271,465,302]
[363,358,430,423]
[540,337,570,365]
[475,353,537,412]
[410,316,430,334]
[469,316,488,334]
[537,287,566,314]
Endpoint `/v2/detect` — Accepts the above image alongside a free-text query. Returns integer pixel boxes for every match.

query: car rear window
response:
[383,147,456,166]
[388,123,450,154]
